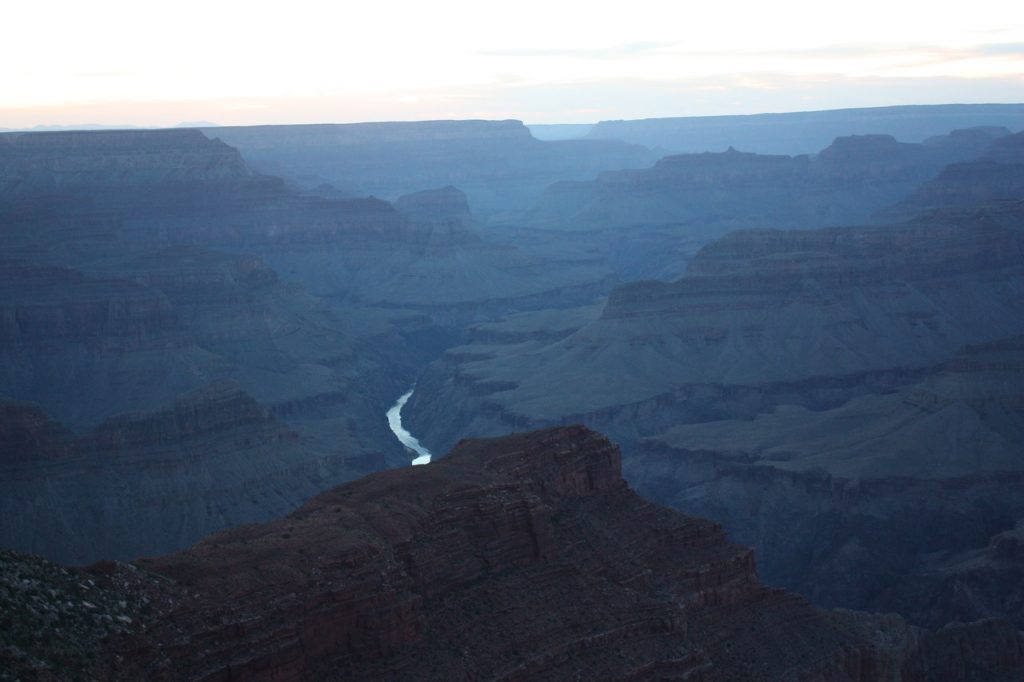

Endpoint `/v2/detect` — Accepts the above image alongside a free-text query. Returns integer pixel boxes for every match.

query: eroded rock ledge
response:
[4,427,1022,680]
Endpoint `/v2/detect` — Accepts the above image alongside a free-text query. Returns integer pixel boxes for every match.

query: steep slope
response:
[0,128,258,194]
[627,336,1024,627]
[880,131,1024,220]
[523,128,1008,279]
[410,201,1024,450]
[6,427,1022,680]
[0,382,393,565]
[0,251,396,435]
[0,127,623,568]
[0,129,617,315]
[257,185,615,309]
[585,103,1024,155]
[406,146,1024,629]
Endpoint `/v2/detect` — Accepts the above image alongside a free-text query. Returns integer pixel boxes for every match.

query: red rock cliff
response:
[81,426,1021,681]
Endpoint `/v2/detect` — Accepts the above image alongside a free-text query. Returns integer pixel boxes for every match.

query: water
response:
[386,388,432,465]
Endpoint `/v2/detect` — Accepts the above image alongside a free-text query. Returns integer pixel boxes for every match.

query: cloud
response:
[974,42,1024,55]
[479,42,675,59]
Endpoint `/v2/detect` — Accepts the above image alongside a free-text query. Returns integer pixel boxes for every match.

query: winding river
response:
[386,388,433,465]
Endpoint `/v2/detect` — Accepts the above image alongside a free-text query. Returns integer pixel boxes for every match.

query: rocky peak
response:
[818,133,908,159]
[6,426,1021,680]
[646,147,806,184]
[448,425,624,497]
[394,185,480,245]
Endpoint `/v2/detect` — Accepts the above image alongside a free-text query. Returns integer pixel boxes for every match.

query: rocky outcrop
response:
[0,249,396,432]
[532,129,1004,229]
[0,261,179,347]
[624,335,1024,627]
[0,128,254,194]
[0,401,73,463]
[5,427,1022,680]
[880,131,1024,220]
[394,185,480,248]
[0,549,183,680]
[0,128,617,312]
[0,381,394,565]
[524,128,1009,279]
[406,189,1024,631]
[585,103,1024,155]
[410,201,1024,451]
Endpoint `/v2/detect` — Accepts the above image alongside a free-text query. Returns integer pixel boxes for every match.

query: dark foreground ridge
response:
[3,427,1023,680]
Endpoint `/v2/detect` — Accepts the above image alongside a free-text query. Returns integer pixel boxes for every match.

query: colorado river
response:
[386,388,433,465]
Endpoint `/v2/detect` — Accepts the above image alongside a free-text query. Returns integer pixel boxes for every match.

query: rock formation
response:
[0,381,394,565]
[627,336,1024,627]
[524,127,1009,279]
[0,126,623,568]
[406,159,1024,628]
[205,119,658,219]
[410,199,1024,450]
[880,131,1024,220]
[4,427,1022,680]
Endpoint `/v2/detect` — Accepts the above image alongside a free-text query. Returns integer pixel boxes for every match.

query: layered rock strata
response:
[523,128,1009,279]
[204,119,657,219]
[0,382,389,565]
[6,427,1022,680]
[410,200,1024,451]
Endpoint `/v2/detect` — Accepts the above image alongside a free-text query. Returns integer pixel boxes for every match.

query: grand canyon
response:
[2,102,1023,679]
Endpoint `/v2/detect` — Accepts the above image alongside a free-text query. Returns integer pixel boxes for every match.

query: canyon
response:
[404,131,1024,629]
[1,105,1023,678]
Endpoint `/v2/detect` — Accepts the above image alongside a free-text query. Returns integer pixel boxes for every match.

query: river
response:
[386,388,433,465]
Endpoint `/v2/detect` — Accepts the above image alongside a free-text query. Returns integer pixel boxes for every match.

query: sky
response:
[2,0,1022,128]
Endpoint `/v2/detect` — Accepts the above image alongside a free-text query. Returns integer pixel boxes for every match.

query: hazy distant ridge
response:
[587,103,1024,154]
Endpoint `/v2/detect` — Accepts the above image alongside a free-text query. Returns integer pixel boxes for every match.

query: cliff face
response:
[206,119,657,219]
[0,127,622,570]
[4,427,1021,680]
[880,131,1024,220]
[627,336,1024,628]
[0,129,254,194]
[0,381,391,565]
[411,201,1024,448]
[523,128,1008,279]
[0,128,616,311]
[531,129,1006,231]
[394,185,480,248]
[406,186,1024,628]
[0,261,179,347]
[0,401,72,463]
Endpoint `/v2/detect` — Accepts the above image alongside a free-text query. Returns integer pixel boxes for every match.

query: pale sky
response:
[2,0,1022,128]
